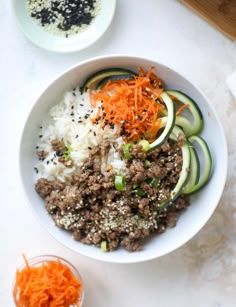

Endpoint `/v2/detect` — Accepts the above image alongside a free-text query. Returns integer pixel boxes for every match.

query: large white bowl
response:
[19,55,228,263]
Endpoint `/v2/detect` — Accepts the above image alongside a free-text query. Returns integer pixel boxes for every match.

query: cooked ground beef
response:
[36,150,48,160]
[51,139,66,156]
[35,139,189,252]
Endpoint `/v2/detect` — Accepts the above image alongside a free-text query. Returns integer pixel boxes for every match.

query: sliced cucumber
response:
[166,90,203,135]
[185,135,212,194]
[81,68,136,93]
[150,92,175,150]
[182,144,200,194]
[157,126,190,210]
[175,116,193,137]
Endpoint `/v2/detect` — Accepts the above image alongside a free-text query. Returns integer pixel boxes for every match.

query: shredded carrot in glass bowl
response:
[13,255,84,307]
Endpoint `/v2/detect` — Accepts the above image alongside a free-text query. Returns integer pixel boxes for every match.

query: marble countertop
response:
[1,0,236,306]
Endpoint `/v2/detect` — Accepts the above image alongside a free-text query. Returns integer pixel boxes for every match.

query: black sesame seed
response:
[34,167,39,174]
[88,147,92,150]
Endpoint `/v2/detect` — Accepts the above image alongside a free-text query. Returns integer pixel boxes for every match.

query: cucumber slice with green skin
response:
[81,68,136,93]
[182,144,200,195]
[150,92,175,150]
[157,126,191,210]
[97,73,135,90]
[175,116,193,137]
[166,90,203,136]
[185,135,212,194]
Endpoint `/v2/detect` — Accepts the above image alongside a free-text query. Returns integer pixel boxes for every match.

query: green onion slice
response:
[114,175,126,191]
[63,144,72,161]
[123,143,132,159]
[101,241,107,252]
[149,177,160,188]
[134,187,146,196]
[138,140,151,152]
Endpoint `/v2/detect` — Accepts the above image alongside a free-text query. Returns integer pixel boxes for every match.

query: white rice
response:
[35,88,126,181]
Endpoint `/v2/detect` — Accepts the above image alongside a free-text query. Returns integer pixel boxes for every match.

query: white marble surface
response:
[1,0,236,306]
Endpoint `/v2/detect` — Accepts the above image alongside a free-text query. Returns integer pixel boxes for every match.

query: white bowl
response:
[12,0,116,53]
[19,55,228,263]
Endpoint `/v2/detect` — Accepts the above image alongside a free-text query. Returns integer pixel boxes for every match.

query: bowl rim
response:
[19,54,228,263]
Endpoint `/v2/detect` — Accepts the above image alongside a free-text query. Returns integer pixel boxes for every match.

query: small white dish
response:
[12,0,116,53]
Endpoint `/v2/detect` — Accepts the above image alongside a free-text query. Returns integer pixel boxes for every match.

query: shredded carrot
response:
[176,104,190,116]
[13,255,83,307]
[89,67,164,141]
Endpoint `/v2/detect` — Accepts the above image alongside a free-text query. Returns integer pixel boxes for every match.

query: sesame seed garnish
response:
[27,0,100,38]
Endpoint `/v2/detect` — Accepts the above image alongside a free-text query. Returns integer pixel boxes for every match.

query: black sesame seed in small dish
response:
[28,0,100,38]
[12,0,116,52]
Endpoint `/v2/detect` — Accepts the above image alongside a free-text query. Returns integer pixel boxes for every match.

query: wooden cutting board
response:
[180,0,236,40]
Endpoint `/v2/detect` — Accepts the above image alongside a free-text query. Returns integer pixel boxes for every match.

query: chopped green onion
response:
[63,144,72,161]
[114,175,126,191]
[101,241,107,252]
[149,178,160,188]
[134,187,146,196]
[138,140,151,152]
[123,143,132,159]
[144,160,151,167]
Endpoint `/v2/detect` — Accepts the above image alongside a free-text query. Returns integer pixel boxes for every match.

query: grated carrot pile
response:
[13,255,82,307]
[89,67,164,141]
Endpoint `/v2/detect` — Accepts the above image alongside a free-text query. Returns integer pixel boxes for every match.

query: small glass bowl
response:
[13,255,84,307]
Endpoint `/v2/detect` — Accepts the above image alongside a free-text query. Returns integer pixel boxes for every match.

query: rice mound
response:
[35,88,126,181]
